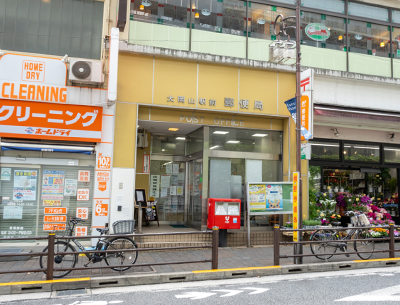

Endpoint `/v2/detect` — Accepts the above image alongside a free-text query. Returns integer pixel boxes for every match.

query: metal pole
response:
[389,223,395,259]
[295,0,303,264]
[46,232,55,281]
[212,226,219,269]
[274,225,280,266]
[138,206,143,234]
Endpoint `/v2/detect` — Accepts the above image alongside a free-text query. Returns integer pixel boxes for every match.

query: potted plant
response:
[388,178,397,196]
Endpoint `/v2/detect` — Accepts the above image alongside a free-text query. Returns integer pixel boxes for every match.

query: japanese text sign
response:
[75,226,88,236]
[97,154,111,170]
[44,215,66,222]
[300,69,314,141]
[293,172,299,242]
[76,207,89,220]
[43,223,66,231]
[78,170,91,182]
[44,207,67,214]
[95,199,108,216]
[0,99,102,142]
[77,189,90,201]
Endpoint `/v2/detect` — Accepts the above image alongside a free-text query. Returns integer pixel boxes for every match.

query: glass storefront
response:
[0,148,95,241]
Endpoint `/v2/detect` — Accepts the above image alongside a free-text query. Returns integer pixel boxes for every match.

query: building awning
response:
[1,142,94,155]
[314,106,400,123]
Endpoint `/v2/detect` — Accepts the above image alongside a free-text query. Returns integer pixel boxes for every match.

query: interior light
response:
[176,137,186,140]
[252,134,268,137]
[380,42,385,47]
[210,145,219,150]
[195,12,200,18]
[338,35,343,41]
[343,151,347,154]
[227,140,240,144]
[140,4,144,10]
[213,131,229,135]
[162,149,165,151]
[168,128,179,131]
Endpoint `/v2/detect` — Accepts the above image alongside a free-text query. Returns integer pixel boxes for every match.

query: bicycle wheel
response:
[354,229,375,260]
[310,230,338,260]
[105,237,138,271]
[39,241,78,278]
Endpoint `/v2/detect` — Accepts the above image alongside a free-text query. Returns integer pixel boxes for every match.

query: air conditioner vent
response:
[71,61,92,79]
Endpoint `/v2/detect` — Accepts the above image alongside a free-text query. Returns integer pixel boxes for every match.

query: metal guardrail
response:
[273,223,398,265]
[0,227,220,280]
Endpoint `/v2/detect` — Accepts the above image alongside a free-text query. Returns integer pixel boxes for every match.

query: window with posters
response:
[0,149,95,241]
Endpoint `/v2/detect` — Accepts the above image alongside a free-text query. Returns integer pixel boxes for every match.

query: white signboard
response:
[64,179,78,196]
[3,206,23,219]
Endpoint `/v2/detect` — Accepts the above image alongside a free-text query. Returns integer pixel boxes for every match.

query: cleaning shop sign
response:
[305,23,330,42]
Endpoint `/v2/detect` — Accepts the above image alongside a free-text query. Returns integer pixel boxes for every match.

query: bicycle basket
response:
[113,220,136,234]
[350,216,359,226]
[359,214,370,226]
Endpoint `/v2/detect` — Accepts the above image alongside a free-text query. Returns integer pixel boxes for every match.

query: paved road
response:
[3,266,400,305]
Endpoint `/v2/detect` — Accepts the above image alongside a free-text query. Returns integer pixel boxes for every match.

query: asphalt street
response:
[3,266,400,305]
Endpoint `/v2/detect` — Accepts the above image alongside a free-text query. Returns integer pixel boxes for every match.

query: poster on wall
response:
[64,179,77,196]
[42,170,65,200]
[150,175,160,198]
[1,168,11,181]
[265,184,283,210]
[3,206,23,219]
[13,170,37,201]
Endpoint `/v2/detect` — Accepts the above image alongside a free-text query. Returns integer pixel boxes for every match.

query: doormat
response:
[170,225,190,228]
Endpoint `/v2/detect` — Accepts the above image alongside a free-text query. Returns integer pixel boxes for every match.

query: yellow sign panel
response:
[293,172,299,242]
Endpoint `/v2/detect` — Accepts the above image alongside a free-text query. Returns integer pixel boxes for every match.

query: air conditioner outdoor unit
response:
[69,59,104,84]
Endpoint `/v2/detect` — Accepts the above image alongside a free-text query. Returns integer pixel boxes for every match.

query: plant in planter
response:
[283,222,292,228]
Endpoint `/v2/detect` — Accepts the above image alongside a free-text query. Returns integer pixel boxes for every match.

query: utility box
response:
[207,198,241,230]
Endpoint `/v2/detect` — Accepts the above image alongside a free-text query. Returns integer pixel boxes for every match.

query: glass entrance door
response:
[186,158,203,229]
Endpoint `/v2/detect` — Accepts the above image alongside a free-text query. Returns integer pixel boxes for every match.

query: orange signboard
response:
[0,99,102,142]
[95,199,108,217]
[97,155,111,170]
[44,207,67,214]
[43,223,66,231]
[293,172,299,242]
[44,215,66,222]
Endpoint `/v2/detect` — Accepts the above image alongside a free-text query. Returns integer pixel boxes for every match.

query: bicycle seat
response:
[96,228,109,234]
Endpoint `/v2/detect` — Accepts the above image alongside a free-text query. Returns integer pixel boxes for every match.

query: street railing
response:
[273,224,398,265]
[0,227,220,280]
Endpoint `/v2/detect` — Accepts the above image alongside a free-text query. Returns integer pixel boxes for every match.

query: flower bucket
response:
[339,206,346,216]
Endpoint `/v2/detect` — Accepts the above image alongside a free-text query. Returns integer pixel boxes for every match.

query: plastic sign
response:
[95,199,108,216]
[75,226,87,236]
[76,207,89,220]
[293,172,299,242]
[78,170,91,182]
[77,189,90,201]
[44,215,66,222]
[44,207,67,214]
[300,69,314,141]
[305,23,330,41]
[97,154,111,170]
[43,223,66,231]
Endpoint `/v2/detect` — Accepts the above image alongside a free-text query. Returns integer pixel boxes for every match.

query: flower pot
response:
[368,185,373,193]
[328,188,332,194]
[334,187,339,193]
[339,187,344,192]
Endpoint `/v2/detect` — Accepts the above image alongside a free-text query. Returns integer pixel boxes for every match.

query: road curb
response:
[1,259,400,295]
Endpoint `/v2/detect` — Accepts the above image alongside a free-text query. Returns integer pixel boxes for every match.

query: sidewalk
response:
[0,242,391,284]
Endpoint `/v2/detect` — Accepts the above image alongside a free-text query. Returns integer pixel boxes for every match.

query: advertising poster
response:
[3,206,23,219]
[1,168,11,181]
[150,175,160,198]
[172,164,179,174]
[64,179,77,196]
[248,184,266,212]
[42,170,65,200]
[265,184,283,210]
[13,170,37,201]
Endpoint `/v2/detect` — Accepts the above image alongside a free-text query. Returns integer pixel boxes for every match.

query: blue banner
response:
[284,97,312,140]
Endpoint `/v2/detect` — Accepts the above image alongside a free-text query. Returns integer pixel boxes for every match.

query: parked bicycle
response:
[39,217,138,278]
[309,213,375,260]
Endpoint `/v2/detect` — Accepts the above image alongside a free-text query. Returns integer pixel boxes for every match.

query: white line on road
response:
[242,288,269,295]
[212,290,243,297]
[336,284,400,302]
[176,292,217,300]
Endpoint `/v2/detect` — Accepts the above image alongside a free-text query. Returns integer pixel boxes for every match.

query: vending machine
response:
[207,198,241,230]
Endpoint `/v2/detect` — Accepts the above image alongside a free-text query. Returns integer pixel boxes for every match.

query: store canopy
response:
[1,142,94,155]
[314,106,400,123]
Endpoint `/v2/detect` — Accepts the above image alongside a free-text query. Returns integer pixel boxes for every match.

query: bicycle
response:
[309,213,375,261]
[39,217,138,278]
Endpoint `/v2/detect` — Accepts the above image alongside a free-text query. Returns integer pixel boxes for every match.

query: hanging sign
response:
[300,69,314,141]
[293,172,299,242]
[284,98,313,140]
[305,23,330,41]
[143,155,150,173]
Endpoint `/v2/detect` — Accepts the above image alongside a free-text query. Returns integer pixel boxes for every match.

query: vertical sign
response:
[293,172,299,242]
[143,155,150,173]
[300,69,314,141]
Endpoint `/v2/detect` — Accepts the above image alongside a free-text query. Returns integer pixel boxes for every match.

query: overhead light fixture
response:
[380,41,385,47]
[61,54,68,63]
[227,140,240,144]
[343,151,347,154]
[390,133,395,142]
[310,143,339,147]
[195,12,200,18]
[353,146,378,149]
[176,137,186,140]
[140,4,144,10]
[210,145,219,150]
[338,35,343,41]
[162,149,165,151]
[141,0,151,6]
[168,128,179,131]
[252,134,268,137]
[332,128,339,137]
[213,131,229,135]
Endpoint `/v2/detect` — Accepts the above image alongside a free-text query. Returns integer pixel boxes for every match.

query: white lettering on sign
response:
[179,115,244,127]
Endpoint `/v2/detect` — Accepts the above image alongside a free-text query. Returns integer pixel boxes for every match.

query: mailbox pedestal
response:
[207,198,241,247]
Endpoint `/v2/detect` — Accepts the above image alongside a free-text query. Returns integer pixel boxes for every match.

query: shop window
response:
[209,127,282,154]
[348,20,391,77]
[384,146,400,163]
[186,127,204,155]
[310,141,340,161]
[348,2,389,22]
[392,27,400,79]
[151,134,186,156]
[343,143,380,163]
[393,10,400,23]
[131,0,190,28]
[0,0,104,59]
[301,0,344,14]
[273,0,295,4]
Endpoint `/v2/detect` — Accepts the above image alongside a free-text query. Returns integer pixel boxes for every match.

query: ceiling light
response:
[332,128,339,137]
[213,131,229,135]
[252,134,268,137]
[140,4,144,10]
[195,12,200,18]
[380,42,385,47]
[61,54,68,63]
[162,149,165,151]
[141,0,151,7]
[353,146,378,149]
[343,151,347,154]
[227,140,240,144]
[168,128,179,131]
[210,145,219,150]
[176,137,186,140]
[338,35,343,41]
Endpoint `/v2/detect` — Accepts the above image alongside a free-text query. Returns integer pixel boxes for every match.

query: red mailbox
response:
[207,198,241,230]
